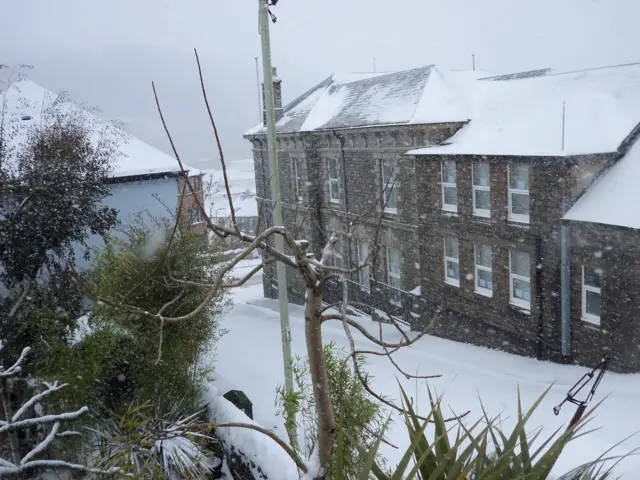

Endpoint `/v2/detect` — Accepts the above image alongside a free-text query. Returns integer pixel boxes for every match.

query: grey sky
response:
[2,0,639,167]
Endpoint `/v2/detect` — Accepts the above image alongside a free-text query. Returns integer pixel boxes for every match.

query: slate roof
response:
[1,80,199,179]
[408,62,640,157]
[245,66,489,135]
[563,134,640,229]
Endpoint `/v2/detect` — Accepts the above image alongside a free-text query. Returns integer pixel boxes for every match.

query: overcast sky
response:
[2,0,639,167]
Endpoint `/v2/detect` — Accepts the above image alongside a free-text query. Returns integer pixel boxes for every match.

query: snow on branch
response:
[0,343,31,378]
[0,339,124,477]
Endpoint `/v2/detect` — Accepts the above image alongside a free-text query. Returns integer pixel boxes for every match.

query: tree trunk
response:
[304,288,336,478]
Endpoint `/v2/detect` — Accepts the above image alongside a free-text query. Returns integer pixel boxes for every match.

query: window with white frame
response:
[444,236,460,286]
[328,158,340,203]
[508,164,530,223]
[473,162,491,217]
[474,244,493,296]
[358,241,371,292]
[293,159,303,202]
[441,160,457,212]
[582,266,602,325]
[381,158,397,213]
[386,247,402,305]
[189,175,203,193]
[188,206,203,225]
[333,237,346,270]
[509,249,531,309]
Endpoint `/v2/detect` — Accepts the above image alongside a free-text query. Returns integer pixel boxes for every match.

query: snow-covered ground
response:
[211,259,640,477]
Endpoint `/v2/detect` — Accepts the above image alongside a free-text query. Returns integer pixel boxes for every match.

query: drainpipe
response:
[535,236,545,360]
[331,130,352,265]
[256,137,275,298]
[560,222,572,358]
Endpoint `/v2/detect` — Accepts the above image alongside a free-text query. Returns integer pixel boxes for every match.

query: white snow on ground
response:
[209,259,640,478]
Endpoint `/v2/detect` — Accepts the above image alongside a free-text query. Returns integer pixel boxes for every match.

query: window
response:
[474,244,493,296]
[381,158,397,213]
[386,247,402,305]
[444,236,460,286]
[188,206,203,225]
[294,159,303,202]
[473,162,491,217]
[441,160,457,212]
[509,249,531,309]
[582,266,602,325]
[188,175,202,194]
[358,241,371,292]
[328,158,340,204]
[333,235,347,270]
[508,164,530,223]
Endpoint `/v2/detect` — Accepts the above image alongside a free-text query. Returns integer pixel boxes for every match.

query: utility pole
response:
[254,57,262,123]
[258,0,297,448]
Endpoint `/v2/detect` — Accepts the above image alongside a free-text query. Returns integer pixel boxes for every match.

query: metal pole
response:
[255,57,262,123]
[258,0,297,448]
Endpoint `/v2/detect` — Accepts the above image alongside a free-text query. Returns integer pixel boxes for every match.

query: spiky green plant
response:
[345,385,628,480]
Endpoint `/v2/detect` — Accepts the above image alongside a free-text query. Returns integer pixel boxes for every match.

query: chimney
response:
[262,66,284,125]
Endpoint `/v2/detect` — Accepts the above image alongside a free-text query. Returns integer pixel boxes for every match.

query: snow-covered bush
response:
[0,340,120,478]
[88,398,215,479]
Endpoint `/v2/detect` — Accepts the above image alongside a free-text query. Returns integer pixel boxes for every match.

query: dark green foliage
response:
[350,385,625,479]
[276,343,386,479]
[0,105,119,365]
[38,215,230,415]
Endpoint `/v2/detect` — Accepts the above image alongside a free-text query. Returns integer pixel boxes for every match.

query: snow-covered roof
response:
[206,159,257,218]
[1,80,198,179]
[408,63,640,157]
[563,137,640,229]
[245,66,489,135]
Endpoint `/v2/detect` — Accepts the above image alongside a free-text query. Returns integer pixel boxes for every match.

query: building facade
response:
[245,63,640,371]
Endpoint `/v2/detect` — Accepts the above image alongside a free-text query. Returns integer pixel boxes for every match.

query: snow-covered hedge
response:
[204,383,300,479]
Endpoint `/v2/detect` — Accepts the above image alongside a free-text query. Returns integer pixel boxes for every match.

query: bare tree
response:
[0,340,121,477]
[74,49,466,479]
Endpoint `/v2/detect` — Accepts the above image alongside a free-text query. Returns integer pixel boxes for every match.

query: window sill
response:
[581,316,601,327]
[508,216,530,225]
[444,279,460,288]
[383,208,398,215]
[442,206,458,213]
[329,199,340,205]
[473,211,491,219]
[509,300,531,313]
[475,288,493,298]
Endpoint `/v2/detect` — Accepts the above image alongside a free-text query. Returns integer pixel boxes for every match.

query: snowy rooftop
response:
[408,63,640,157]
[564,137,640,229]
[245,66,488,135]
[1,80,198,179]
[205,159,257,219]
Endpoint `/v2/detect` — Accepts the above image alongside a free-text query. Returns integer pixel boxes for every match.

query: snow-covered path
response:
[212,262,640,477]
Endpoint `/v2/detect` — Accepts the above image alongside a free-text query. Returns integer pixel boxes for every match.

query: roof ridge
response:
[544,61,640,78]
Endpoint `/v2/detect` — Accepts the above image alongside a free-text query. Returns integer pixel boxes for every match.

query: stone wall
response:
[569,222,640,372]
[415,155,572,361]
[248,124,462,311]
[178,173,207,234]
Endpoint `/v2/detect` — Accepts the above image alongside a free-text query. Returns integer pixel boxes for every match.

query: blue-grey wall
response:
[75,177,179,269]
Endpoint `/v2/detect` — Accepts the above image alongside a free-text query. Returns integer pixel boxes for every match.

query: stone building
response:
[244,62,640,371]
